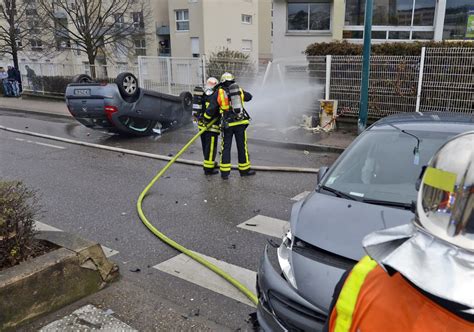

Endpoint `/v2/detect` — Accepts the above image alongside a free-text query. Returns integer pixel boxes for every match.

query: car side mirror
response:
[317,166,329,185]
[415,166,427,191]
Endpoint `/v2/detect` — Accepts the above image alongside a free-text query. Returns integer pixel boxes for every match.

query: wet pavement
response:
[0,95,358,151]
[1,107,343,330]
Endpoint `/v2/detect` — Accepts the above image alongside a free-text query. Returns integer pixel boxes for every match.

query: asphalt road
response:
[0,109,340,331]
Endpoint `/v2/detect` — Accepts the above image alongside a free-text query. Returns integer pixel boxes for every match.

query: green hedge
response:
[305,41,474,56]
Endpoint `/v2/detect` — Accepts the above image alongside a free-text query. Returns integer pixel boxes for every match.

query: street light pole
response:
[358,0,373,134]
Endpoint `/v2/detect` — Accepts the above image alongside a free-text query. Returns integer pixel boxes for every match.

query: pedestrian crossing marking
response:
[291,190,312,201]
[237,215,289,239]
[34,221,119,258]
[153,251,257,307]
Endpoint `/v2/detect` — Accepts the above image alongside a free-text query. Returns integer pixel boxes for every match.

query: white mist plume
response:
[245,60,324,130]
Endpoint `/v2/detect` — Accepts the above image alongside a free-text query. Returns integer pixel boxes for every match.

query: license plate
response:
[74,89,90,96]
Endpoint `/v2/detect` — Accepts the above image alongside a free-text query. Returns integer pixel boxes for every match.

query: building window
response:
[56,37,71,50]
[30,39,43,50]
[134,39,146,56]
[25,8,37,16]
[242,14,252,24]
[114,14,124,29]
[176,9,189,31]
[132,11,144,29]
[444,0,473,40]
[287,2,331,32]
[242,39,252,52]
[344,0,436,40]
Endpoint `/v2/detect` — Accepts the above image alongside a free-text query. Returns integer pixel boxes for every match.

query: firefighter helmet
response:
[220,72,235,83]
[415,131,474,251]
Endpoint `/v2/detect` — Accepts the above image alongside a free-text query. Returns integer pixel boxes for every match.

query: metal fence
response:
[18,62,137,96]
[137,55,265,95]
[16,48,473,118]
[264,48,473,118]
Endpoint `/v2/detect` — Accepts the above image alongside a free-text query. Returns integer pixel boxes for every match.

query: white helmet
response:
[205,77,218,95]
[220,72,235,83]
[415,131,474,251]
[206,77,218,88]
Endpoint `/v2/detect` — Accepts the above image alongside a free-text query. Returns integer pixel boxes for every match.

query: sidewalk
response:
[0,96,357,152]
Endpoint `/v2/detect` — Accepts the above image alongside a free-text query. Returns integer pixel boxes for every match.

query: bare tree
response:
[37,0,151,77]
[0,0,40,69]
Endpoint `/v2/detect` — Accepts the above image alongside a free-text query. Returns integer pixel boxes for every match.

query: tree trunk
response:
[12,47,19,71]
[87,52,96,79]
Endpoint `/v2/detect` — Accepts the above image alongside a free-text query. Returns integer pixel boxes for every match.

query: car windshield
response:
[321,128,458,206]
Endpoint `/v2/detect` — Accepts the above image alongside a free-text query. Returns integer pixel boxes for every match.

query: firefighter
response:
[207,72,255,179]
[325,131,474,331]
[193,77,220,175]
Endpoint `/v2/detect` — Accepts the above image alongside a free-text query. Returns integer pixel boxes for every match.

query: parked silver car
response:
[257,112,474,331]
[65,72,192,136]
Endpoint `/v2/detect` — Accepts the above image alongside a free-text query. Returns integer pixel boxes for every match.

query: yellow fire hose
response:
[0,122,321,306]
[136,118,259,305]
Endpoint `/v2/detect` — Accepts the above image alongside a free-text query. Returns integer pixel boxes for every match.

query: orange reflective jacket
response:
[329,256,474,332]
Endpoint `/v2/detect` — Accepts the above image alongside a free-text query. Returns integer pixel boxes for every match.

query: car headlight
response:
[277,230,298,289]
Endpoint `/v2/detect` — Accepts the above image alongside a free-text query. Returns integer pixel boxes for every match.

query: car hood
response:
[291,192,414,260]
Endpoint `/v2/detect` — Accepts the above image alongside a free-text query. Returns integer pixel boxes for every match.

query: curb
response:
[1,106,349,153]
[0,230,118,330]
[0,106,72,119]
[248,137,346,153]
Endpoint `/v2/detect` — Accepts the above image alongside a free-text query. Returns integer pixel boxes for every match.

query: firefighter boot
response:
[240,169,256,177]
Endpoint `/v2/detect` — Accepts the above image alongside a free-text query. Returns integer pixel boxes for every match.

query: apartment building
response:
[273,0,474,58]
[168,0,260,61]
[0,0,169,68]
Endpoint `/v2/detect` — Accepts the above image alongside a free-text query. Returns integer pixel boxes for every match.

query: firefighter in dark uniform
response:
[193,77,220,175]
[207,72,255,179]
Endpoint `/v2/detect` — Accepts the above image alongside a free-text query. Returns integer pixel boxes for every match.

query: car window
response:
[322,128,458,205]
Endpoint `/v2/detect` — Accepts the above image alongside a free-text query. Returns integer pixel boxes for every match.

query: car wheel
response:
[118,116,157,136]
[115,72,139,101]
[72,74,94,83]
[180,91,192,110]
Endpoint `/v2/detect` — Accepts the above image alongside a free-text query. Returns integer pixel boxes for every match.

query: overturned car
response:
[65,72,193,136]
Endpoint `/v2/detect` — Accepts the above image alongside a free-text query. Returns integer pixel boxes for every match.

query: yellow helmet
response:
[415,131,474,251]
[220,72,235,83]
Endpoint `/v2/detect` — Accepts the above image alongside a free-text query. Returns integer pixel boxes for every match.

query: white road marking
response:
[291,190,312,201]
[237,215,289,239]
[15,137,65,149]
[34,221,119,258]
[154,252,257,307]
[40,304,137,331]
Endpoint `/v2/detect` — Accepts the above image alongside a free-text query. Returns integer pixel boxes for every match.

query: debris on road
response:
[129,268,141,273]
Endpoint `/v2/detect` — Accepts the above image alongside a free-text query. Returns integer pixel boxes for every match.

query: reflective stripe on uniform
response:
[333,256,378,332]
[220,163,231,172]
[218,88,229,112]
[209,136,215,163]
[228,119,249,127]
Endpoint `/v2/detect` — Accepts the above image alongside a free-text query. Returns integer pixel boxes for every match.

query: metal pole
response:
[325,55,331,100]
[358,0,373,133]
[201,55,206,85]
[137,56,144,89]
[166,57,172,94]
[415,47,426,113]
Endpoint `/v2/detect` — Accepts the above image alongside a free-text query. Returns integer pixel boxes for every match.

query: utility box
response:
[319,100,338,131]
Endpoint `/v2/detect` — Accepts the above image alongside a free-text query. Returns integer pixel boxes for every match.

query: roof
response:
[371,112,474,131]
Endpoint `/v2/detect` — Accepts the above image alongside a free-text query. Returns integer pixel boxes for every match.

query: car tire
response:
[180,91,193,110]
[72,74,94,83]
[118,116,157,136]
[115,72,139,101]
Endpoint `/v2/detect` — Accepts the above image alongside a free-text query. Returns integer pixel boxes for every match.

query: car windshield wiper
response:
[320,185,358,201]
[362,198,412,210]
